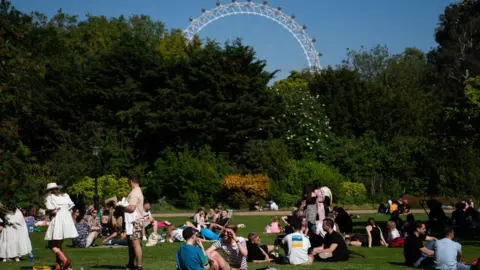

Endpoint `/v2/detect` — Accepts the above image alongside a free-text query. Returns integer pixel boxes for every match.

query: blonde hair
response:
[387,220,396,230]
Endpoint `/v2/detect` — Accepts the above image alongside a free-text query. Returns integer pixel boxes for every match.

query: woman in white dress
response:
[0,202,32,262]
[44,183,78,270]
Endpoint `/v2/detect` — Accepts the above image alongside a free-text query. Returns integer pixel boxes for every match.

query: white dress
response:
[0,209,32,258]
[44,194,79,240]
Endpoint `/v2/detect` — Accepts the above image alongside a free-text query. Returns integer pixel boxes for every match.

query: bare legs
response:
[127,237,142,268]
[49,240,70,269]
[207,251,230,270]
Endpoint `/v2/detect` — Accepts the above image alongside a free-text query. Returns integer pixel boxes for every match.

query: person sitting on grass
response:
[404,221,437,268]
[71,208,91,248]
[433,228,470,270]
[142,201,158,240]
[176,227,210,270]
[246,232,274,263]
[281,220,312,265]
[206,224,248,270]
[386,220,402,246]
[364,218,387,248]
[84,209,101,247]
[209,210,230,232]
[310,218,349,262]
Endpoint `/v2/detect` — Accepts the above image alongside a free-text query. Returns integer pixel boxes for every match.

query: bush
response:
[145,146,230,208]
[67,175,131,202]
[337,182,368,204]
[223,174,270,209]
[278,160,345,198]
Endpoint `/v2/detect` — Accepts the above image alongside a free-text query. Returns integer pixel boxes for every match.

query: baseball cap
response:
[182,227,199,240]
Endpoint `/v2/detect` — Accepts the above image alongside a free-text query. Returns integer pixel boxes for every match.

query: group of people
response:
[0,175,147,270]
[1,178,479,270]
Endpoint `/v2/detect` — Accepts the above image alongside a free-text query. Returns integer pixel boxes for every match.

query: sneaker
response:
[15,257,20,262]
[125,263,135,270]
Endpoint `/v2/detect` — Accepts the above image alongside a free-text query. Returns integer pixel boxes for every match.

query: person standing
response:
[0,202,32,262]
[44,183,78,270]
[123,175,145,270]
[176,227,210,269]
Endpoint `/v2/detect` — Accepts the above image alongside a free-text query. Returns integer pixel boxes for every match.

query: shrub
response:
[337,182,368,204]
[223,174,270,198]
[278,160,345,199]
[67,175,131,202]
[145,146,230,208]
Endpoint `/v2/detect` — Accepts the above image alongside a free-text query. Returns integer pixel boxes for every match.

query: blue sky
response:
[12,0,455,80]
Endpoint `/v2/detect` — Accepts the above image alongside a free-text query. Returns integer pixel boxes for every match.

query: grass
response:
[4,214,480,269]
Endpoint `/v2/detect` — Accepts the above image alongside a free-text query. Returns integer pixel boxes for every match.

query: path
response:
[152,208,451,218]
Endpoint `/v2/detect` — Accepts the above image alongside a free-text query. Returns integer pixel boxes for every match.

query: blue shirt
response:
[434,238,462,270]
[176,244,208,270]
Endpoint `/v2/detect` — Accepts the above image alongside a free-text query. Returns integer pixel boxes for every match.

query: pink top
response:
[270,221,281,233]
[315,189,325,203]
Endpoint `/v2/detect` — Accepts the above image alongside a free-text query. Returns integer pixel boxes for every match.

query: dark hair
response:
[128,174,141,184]
[303,184,314,198]
[367,217,375,226]
[292,220,303,230]
[323,218,334,229]
[144,200,150,205]
[444,228,455,237]
[415,221,425,229]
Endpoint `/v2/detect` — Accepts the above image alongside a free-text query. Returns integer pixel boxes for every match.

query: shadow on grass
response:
[388,262,406,267]
[90,265,125,269]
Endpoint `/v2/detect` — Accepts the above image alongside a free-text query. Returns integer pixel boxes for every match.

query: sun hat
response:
[182,227,199,240]
[45,183,62,191]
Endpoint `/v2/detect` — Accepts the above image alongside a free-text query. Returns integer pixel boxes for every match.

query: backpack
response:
[389,237,405,248]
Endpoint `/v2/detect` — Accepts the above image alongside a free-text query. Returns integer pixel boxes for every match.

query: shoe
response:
[125,263,135,270]
[15,257,20,262]
[62,260,71,270]
[136,267,143,270]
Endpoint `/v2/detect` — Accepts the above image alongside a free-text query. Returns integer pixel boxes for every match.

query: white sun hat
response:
[45,182,62,191]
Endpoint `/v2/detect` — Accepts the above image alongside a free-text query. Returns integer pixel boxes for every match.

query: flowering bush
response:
[338,182,367,204]
[272,72,332,158]
[223,174,270,199]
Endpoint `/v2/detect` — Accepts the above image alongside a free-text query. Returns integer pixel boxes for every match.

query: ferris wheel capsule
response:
[216,0,221,6]
[201,8,206,13]
[263,0,268,6]
[291,14,295,20]
[232,0,236,3]
[247,0,252,2]
[302,24,307,30]
[189,16,194,22]
[277,5,282,11]
[312,37,317,43]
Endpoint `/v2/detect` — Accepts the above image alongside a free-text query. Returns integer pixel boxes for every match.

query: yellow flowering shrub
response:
[223,174,270,199]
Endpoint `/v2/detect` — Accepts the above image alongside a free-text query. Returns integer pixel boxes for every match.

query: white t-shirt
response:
[282,232,311,265]
[434,238,462,270]
[387,229,401,242]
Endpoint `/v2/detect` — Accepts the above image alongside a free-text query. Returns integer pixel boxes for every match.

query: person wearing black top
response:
[246,233,273,263]
[366,218,387,248]
[209,210,230,232]
[311,218,349,262]
[403,221,437,268]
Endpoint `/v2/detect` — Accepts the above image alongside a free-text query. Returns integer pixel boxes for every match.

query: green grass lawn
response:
[4,214,480,269]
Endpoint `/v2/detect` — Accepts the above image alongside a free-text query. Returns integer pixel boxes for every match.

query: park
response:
[1,0,480,269]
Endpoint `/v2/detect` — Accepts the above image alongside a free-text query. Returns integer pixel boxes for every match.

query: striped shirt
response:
[211,237,247,269]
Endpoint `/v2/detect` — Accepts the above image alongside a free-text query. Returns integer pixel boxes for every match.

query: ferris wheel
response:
[184,0,322,72]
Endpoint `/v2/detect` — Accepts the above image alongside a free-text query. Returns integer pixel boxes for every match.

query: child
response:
[264,217,282,234]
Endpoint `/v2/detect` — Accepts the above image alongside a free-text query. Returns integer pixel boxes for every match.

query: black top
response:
[246,242,266,262]
[216,218,229,226]
[306,196,317,205]
[403,234,425,266]
[324,231,349,260]
[309,233,324,248]
[370,226,381,246]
